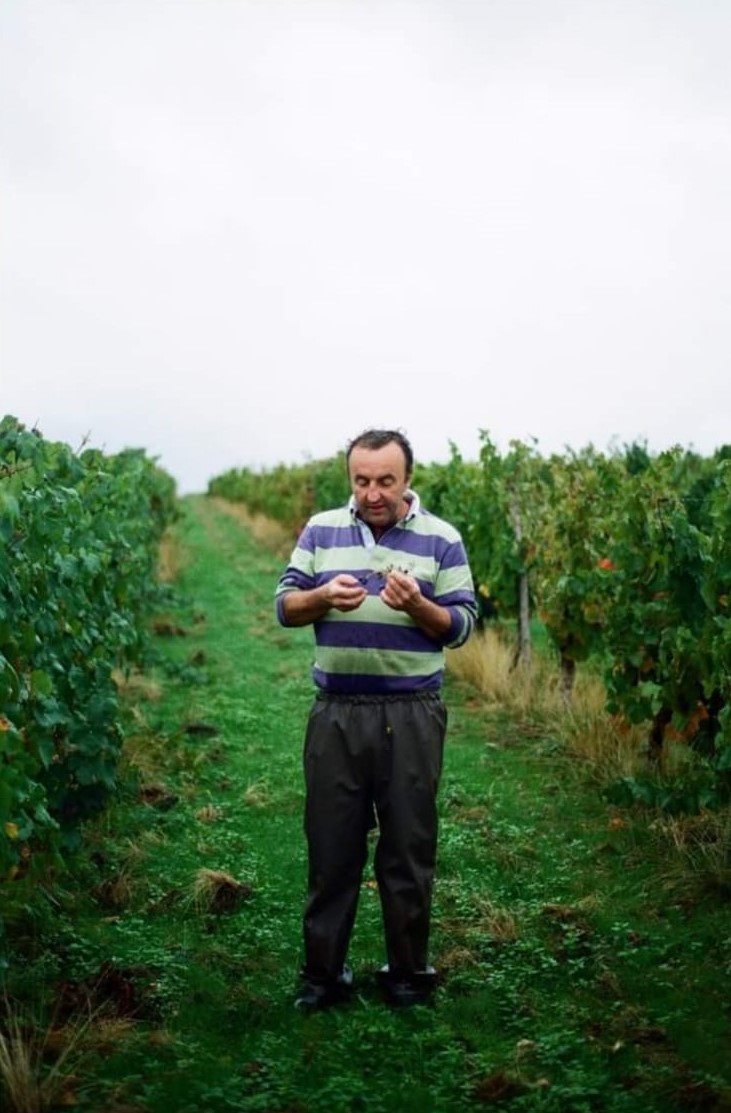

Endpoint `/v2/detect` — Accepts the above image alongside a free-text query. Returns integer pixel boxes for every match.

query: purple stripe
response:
[278,570,314,591]
[306,524,361,549]
[444,606,470,647]
[304,523,465,569]
[312,668,443,694]
[439,590,478,608]
[314,620,439,652]
[352,530,454,563]
[377,534,470,571]
[438,541,472,570]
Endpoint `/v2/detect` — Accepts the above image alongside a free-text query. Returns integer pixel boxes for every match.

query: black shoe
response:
[377,965,437,1008]
[295,965,354,1012]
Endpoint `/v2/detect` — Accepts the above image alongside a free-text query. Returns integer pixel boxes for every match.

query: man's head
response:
[346,429,414,534]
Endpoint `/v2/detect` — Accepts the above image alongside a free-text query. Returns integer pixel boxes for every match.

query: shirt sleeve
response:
[432,537,478,648]
[274,521,316,626]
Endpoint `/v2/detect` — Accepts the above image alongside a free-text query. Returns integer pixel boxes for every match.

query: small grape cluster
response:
[357,563,413,586]
[382,563,412,577]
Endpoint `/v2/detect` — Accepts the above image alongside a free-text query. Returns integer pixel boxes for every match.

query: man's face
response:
[348,442,411,533]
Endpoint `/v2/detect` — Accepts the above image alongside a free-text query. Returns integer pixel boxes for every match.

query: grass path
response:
[6,495,731,1113]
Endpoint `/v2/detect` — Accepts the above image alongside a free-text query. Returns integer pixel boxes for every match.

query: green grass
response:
[2,495,731,1113]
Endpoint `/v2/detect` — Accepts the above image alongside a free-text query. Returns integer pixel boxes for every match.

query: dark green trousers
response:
[302,691,447,983]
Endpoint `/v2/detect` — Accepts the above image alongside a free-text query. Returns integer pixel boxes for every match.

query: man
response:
[275,428,477,1010]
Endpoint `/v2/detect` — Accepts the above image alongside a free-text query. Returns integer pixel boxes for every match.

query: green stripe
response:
[315,646,443,677]
[324,599,413,625]
[437,566,474,594]
[407,515,462,542]
[314,548,367,575]
[314,548,439,582]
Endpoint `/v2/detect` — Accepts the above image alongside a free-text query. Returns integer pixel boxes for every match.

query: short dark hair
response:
[345,428,414,477]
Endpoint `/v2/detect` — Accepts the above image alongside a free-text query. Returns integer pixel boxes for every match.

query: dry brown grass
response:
[90,837,152,912]
[112,669,162,703]
[196,804,224,823]
[471,895,520,943]
[242,779,274,808]
[157,527,183,583]
[191,868,253,914]
[549,672,646,780]
[448,629,559,718]
[119,731,170,780]
[437,945,483,974]
[654,809,731,855]
[210,497,293,556]
[0,997,99,1113]
[651,808,731,897]
[447,629,645,779]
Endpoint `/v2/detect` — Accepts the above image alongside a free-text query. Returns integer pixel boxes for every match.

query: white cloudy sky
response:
[2,1,730,493]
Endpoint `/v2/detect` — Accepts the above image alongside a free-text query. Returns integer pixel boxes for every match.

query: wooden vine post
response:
[509,492,532,669]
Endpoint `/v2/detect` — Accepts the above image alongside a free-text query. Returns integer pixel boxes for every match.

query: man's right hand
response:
[325,574,367,612]
[280,574,366,626]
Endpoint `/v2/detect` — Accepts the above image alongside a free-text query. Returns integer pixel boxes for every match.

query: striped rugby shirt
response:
[275,491,477,694]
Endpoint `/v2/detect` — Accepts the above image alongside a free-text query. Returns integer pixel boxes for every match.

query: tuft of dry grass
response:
[120,731,178,781]
[191,868,253,914]
[437,945,483,974]
[243,779,273,808]
[112,669,162,703]
[448,629,558,718]
[447,629,513,706]
[651,809,731,898]
[437,891,520,954]
[196,804,223,823]
[548,672,646,780]
[471,895,520,943]
[91,838,152,912]
[92,872,137,913]
[0,997,97,1113]
[45,1016,136,1057]
[448,630,646,780]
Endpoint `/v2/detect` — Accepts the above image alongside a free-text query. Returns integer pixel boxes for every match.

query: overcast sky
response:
[2,1,730,494]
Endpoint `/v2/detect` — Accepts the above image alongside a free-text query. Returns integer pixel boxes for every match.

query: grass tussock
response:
[112,668,162,703]
[119,703,192,784]
[191,868,253,914]
[553,674,647,781]
[651,809,731,898]
[91,839,151,912]
[210,497,293,556]
[196,804,223,823]
[471,895,520,943]
[242,779,274,808]
[92,871,137,913]
[0,998,96,1113]
[448,629,645,779]
[120,730,181,781]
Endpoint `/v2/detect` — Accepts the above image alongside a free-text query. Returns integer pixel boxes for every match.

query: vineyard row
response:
[208,433,731,809]
[0,416,178,901]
